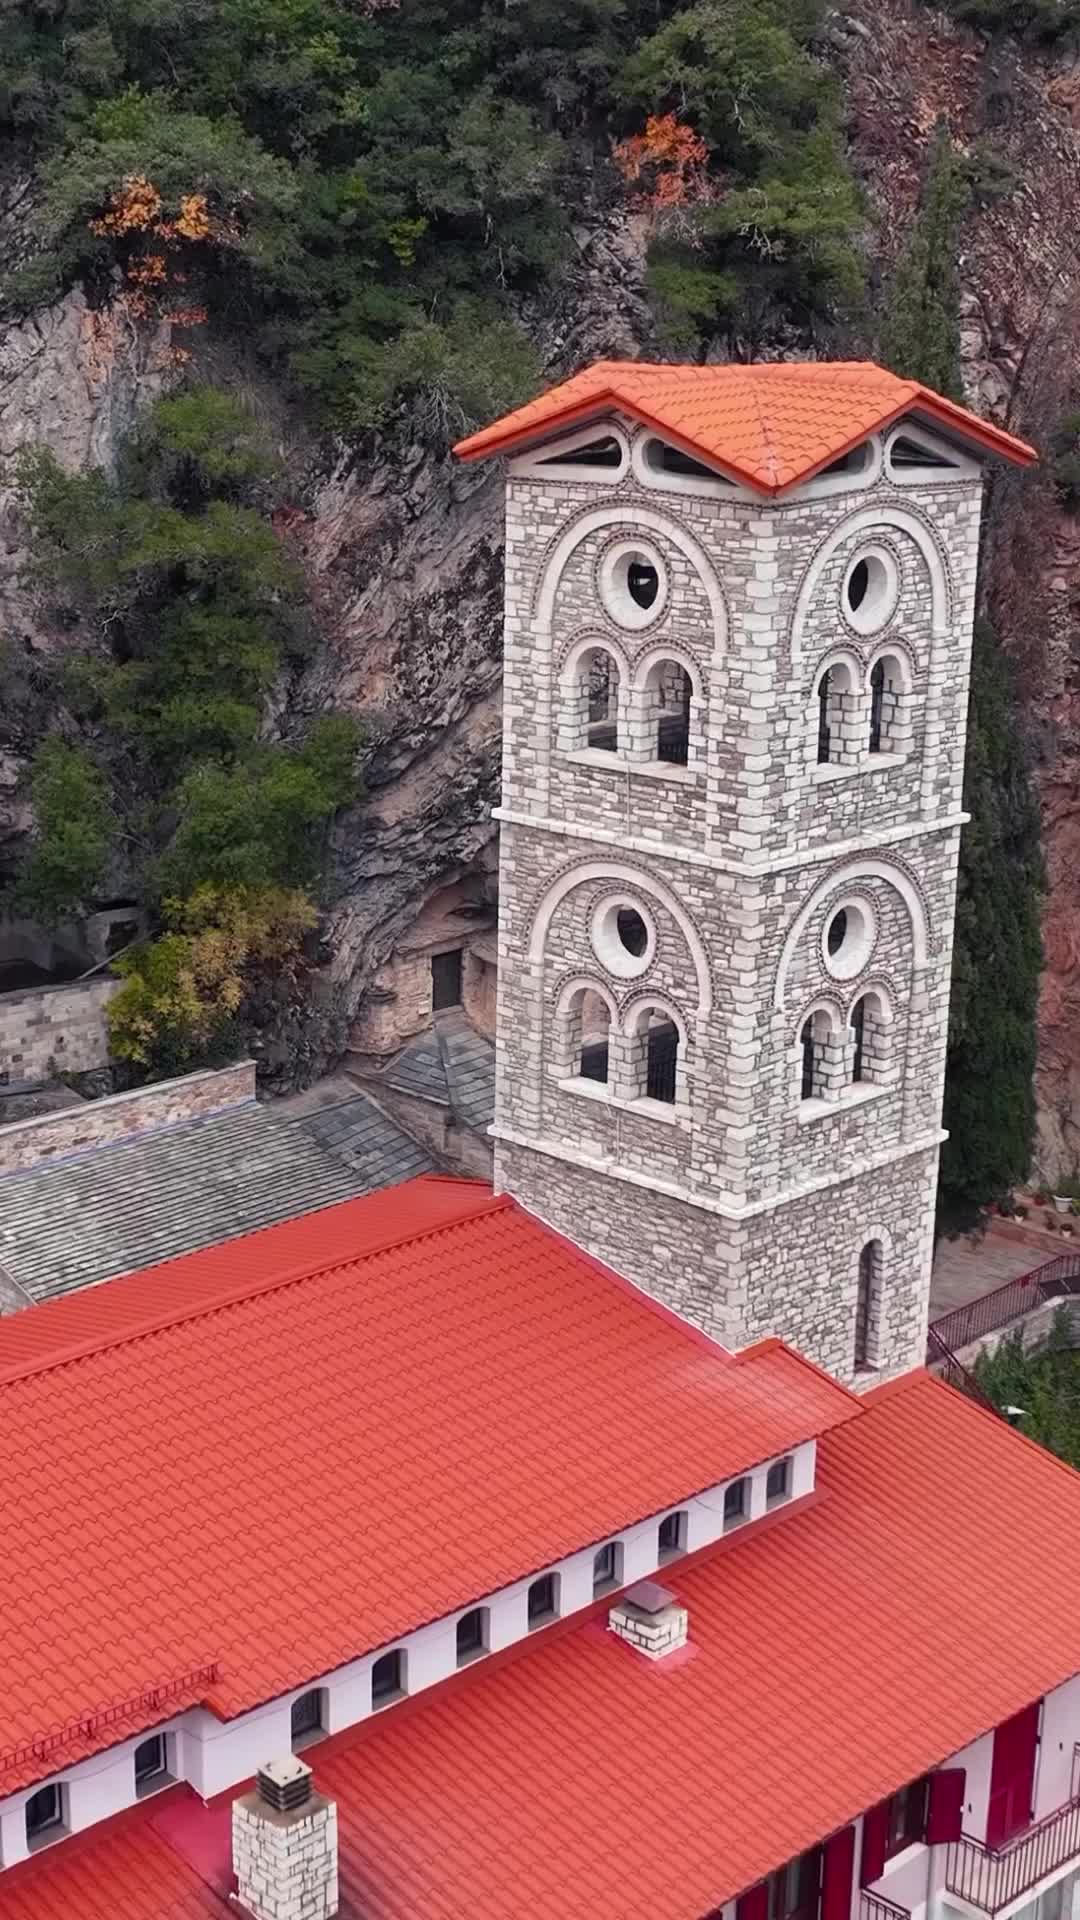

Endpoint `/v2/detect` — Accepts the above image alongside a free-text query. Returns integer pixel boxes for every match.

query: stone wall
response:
[0,1060,255,1174]
[0,976,119,1081]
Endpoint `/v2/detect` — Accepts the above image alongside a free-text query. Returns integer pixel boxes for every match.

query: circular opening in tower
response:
[591,896,656,978]
[842,546,898,635]
[599,541,668,630]
[616,908,648,957]
[822,898,875,980]
[627,561,659,611]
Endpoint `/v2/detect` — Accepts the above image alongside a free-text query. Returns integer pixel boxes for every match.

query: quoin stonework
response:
[455,361,1035,1386]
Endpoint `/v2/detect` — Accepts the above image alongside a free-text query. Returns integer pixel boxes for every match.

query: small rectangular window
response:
[723,1477,749,1530]
[431,948,463,1011]
[290,1689,325,1748]
[25,1783,66,1849]
[769,1847,822,1920]
[593,1542,621,1594]
[456,1607,488,1666]
[766,1458,792,1507]
[371,1648,406,1707]
[887,1776,930,1856]
[528,1573,558,1627]
[134,1734,169,1795]
[658,1511,687,1560]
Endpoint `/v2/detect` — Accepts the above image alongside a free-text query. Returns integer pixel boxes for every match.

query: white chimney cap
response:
[259,1754,312,1793]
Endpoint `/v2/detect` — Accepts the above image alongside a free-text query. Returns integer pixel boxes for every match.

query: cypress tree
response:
[877,122,1044,1224]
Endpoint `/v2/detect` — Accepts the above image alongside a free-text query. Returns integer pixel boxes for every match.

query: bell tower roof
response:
[453,357,1036,494]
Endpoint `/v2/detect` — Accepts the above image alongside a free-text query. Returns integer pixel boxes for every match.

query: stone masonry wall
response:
[0,1059,254,1174]
[0,976,118,1081]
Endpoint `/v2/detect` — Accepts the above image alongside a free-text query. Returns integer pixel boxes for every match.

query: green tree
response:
[878,122,966,403]
[16,737,114,924]
[974,1309,1080,1468]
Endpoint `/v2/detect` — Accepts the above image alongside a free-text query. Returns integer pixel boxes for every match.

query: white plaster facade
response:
[0,1443,812,1867]
[490,409,987,1384]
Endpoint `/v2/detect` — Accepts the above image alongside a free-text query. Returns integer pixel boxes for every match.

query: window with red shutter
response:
[987,1702,1040,1850]
[860,1803,889,1887]
[926,1770,966,1846]
[821,1826,856,1920]
[737,1884,769,1920]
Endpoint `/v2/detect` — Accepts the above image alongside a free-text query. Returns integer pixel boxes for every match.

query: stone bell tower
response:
[454,362,1033,1385]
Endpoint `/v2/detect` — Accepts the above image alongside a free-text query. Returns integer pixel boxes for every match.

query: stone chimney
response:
[608,1580,689,1660]
[232,1755,338,1920]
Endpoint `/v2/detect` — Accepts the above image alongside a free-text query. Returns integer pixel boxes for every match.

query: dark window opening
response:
[800,1020,816,1102]
[890,435,957,470]
[887,1776,930,1856]
[616,908,648,957]
[869,659,885,753]
[816,672,832,764]
[851,997,866,1083]
[627,561,659,611]
[658,1511,686,1559]
[855,1244,876,1372]
[769,1848,822,1920]
[646,1021,678,1103]
[656,667,692,766]
[827,909,848,957]
[580,1039,609,1083]
[528,1574,558,1626]
[26,1784,64,1845]
[456,1608,487,1664]
[290,1690,324,1746]
[539,435,622,469]
[587,653,618,751]
[766,1457,792,1506]
[372,1649,405,1706]
[819,443,869,478]
[134,1735,168,1791]
[723,1477,749,1529]
[593,1542,619,1594]
[649,439,731,481]
[847,560,870,612]
[431,948,463,1011]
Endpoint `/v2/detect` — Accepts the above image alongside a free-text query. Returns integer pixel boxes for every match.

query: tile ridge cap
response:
[0,1190,512,1391]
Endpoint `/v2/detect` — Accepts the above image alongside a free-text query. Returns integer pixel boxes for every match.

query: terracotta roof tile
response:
[11,1371,1080,1920]
[0,1179,856,1793]
[452,359,1036,492]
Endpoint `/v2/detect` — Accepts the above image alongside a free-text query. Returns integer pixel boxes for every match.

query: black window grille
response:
[855,1244,876,1370]
[851,997,866,1083]
[869,659,885,752]
[816,672,832,764]
[800,1020,816,1101]
[646,1021,678,1103]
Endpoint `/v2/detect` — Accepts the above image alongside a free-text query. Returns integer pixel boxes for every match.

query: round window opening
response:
[842,546,898,636]
[591,896,656,979]
[822,899,874,981]
[616,908,649,957]
[627,560,659,611]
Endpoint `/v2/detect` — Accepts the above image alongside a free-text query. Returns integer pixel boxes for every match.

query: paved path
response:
[930,1230,1041,1321]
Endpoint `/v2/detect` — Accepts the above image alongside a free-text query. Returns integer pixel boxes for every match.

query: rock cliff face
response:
[2,21,1080,1155]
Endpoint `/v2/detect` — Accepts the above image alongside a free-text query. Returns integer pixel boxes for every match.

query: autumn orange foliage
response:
[89,177,225,325]
[613,114,711,212]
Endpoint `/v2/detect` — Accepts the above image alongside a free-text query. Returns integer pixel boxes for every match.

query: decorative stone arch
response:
[793,994,846,1104]
[554,973,620,1023]
[557,629,633,685]
[791,504,951,663]
[865,636,916,691]
[792,991,846,1041]
[811,646,864,769]
[772,858,930,1012]
[618,990,690,1108]
[846,978,897,1089]
[844,975,895,1025]
[532,502,729,660]
[853,1226,894,1374]
[555,631,630,756]
[621,989,689,1044]
[631,643,705,701]
[810,645,863,693]
[529,860,713,1018]
[552,974,618,1085]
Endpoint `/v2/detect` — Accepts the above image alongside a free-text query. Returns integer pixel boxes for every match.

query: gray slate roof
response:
[379,1012,495,1132]
[0,1093,433,1307]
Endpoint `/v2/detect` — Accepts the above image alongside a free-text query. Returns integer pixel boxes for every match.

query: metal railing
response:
[928,1253,1080,1360]
[946,1794,1080,1913]
[861,1892,910,1920]
[925,1325,1000,1413]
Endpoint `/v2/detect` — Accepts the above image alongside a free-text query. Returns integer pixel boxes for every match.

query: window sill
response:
[372,1688,408,1712]
[722,1515,750,1536]
[797,1084,888,1127]
[628,759,699,786]
[561,746,627,770]
[593,1578,620,1598]
[765,1491,792,1512]
[456,1646,489,1670]
[527,1610,559,1633]
[136,1771,175,1801]
[557,749,700,785]
[27,1826,69,1855]
[554,1076,690,1128]
[812,752,909,784]
[291,1728,326,1753]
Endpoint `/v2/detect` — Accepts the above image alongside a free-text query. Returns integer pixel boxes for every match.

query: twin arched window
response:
[815,652,911,768]
[559,647,698,769]
[558,985,685,1110]
[799,991,892,1106]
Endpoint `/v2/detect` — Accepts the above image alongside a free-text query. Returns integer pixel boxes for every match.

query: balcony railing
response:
[945,1794,1080,1914]
[861,1892,910,1920]
[928,1253,1080,1358]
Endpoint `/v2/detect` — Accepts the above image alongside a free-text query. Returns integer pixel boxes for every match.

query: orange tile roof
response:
[10,1370,1080,1920]
[452,359,1037,493]
[0,1177,857,1794]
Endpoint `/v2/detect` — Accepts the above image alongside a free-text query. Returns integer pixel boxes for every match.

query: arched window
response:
[557,984,613,1087]
[290,1689,326,1749]
[855,1241,882,1372]
[643,657,693,766]
[813,660,858,768]
[867,652,909,756]
[849,990,892,1088]
[798,1008,839,1103]
[593,1541,623,1594]
[621,1002,685,1108]
[456,1607,489,1666]
[559,645,622,755]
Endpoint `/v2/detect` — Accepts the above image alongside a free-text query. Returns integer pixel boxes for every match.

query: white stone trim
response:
[532,503,729,657]
[883,420,979,486]
[527,859,713,1017]
[791,503,951,659]
[492,1121,948,1220]
[631,643,705,702]
[841,543,900,637]
[509,420,631,482]
[492,805,968,880]
[772,858,931,1011]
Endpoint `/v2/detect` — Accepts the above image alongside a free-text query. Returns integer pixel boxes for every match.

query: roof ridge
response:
[733,1336,865,1408]
[0,1189,512,1392]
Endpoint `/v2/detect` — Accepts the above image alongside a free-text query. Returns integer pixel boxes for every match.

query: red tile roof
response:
[452,359,1037,493]
[10,1370,1080,1920]
[0,1177,857,1794]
